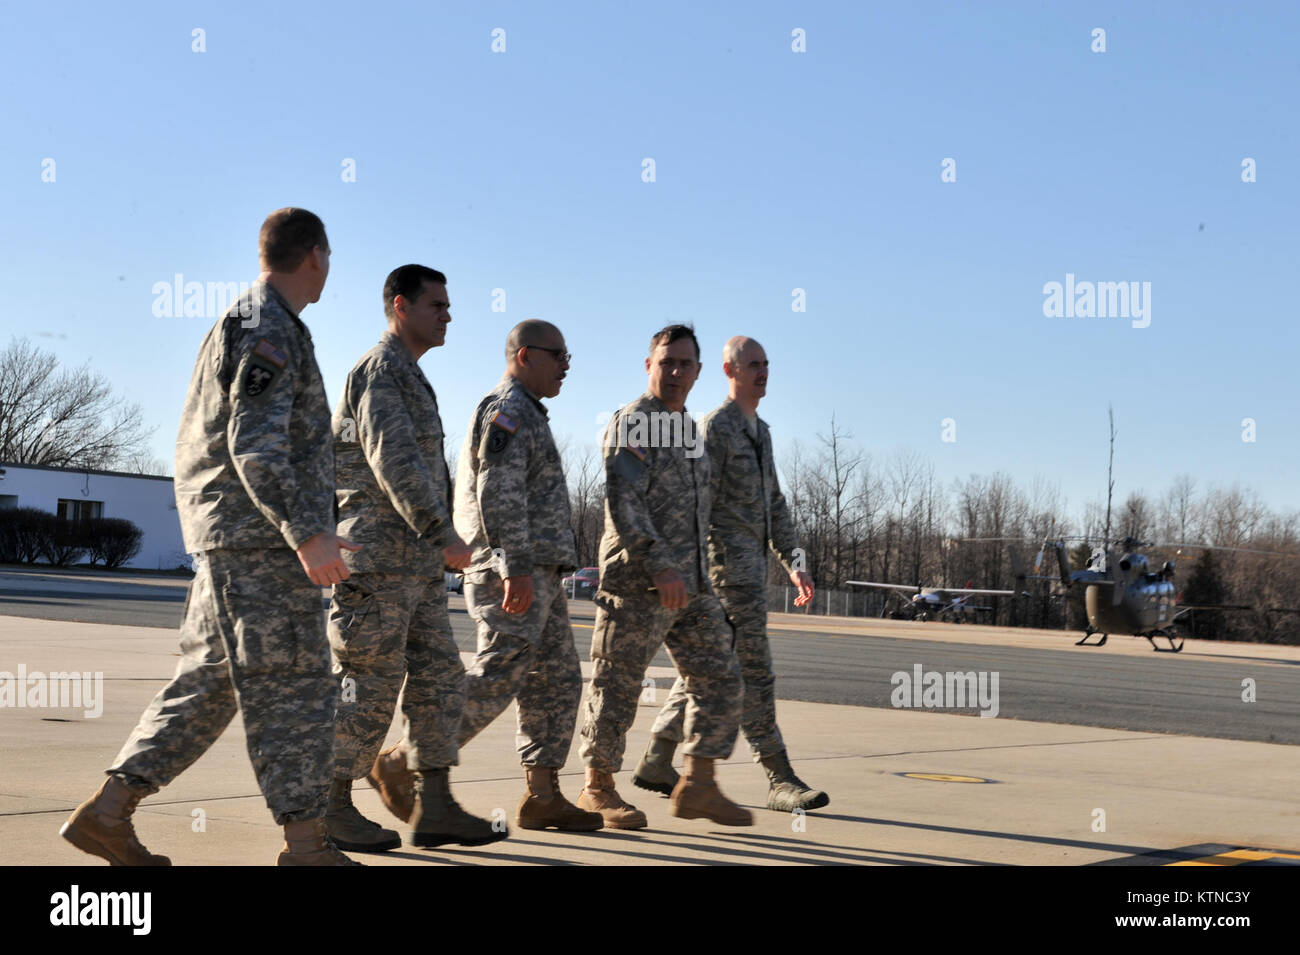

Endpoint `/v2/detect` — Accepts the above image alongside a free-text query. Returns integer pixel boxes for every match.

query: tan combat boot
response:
[60,776,172,866]
[276,818,363,866]
[670,755,753,826]
[366,742,414,823]
[577,768,648,830]
[324,777,401,852]
[516,767,604,832]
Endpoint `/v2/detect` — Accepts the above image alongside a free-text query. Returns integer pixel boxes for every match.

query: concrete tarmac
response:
[1,613,1297,866]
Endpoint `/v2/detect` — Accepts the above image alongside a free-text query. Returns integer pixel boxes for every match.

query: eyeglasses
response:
[528,346,571,363]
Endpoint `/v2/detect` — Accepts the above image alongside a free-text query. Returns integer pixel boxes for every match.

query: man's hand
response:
[296,532,362,586]
[790,570,815,608]
[651,568,688,610]
[442,538,473,570]
[502,575,534,615]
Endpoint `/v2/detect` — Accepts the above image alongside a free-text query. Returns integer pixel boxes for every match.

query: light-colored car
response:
[562,566,599,600]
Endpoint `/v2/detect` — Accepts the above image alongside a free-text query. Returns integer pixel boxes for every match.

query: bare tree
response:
[120,452,171,477]
[0,338,154,470]
[561,442,604,567]
[815,416,861,588]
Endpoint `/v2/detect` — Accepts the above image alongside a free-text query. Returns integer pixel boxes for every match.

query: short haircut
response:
[505,319,561,361]
[383,264,447,321]
[259,208,328,272]
[649,323,700,361]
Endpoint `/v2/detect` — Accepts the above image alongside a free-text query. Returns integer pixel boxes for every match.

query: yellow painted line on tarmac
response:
[1168,848,1300,866]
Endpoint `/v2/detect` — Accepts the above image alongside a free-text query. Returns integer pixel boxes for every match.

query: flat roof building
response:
[0,461,188,571]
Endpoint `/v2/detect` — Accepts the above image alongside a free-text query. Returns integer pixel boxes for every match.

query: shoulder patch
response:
[244,362,278,397]
[615,445,647,480]
[490,411,519,434]
[486,428,511,455]
[254,339,288,368]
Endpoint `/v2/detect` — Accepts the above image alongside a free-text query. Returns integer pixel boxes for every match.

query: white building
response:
[0,462,188,571]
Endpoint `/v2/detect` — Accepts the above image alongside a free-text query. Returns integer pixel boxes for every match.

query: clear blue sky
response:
[3,1,1296,520]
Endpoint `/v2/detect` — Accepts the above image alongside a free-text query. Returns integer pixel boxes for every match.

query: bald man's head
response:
[723,335,762,366]
[506,319,569,399]
[723,335,769,409]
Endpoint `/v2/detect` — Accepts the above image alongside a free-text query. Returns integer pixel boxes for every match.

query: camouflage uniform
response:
[649,397,801,760]
[579,393,743,773]
[454,375,580,766]
[110,280,336,824]
[329,331,464,776]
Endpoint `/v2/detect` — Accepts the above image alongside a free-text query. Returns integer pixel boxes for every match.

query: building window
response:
[0,495,16,510]
[57,499,103,521]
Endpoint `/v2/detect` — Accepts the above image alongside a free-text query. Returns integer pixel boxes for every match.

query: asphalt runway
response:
[1,568,1296,745]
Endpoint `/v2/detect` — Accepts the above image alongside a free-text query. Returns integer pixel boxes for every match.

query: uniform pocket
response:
[208,552,324,677]
[590,591,624,659]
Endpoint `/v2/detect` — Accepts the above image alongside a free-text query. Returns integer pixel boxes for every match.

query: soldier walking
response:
[576,324,751,828]
[369,320,601,833]
[326,265,505,851]
[61,208,362,865]
[633,336,827,812]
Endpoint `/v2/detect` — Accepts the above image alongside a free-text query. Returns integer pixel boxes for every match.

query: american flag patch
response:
[254,339,287,368]
[490,411,519,433]
[625,443,647,462]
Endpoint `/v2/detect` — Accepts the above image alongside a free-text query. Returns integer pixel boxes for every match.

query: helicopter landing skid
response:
[1075,630,1108,647]
[1143,629,1184,653]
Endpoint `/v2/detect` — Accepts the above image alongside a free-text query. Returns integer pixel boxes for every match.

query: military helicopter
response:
[1025,537,1187,651]
[1015,536,1297,652]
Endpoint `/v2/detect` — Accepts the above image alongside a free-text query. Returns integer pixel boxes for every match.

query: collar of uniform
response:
[720,395,762,433]
[505,374,547,417]
[257,279,305,331]
[641,390,684,416]
[380,329,422,369]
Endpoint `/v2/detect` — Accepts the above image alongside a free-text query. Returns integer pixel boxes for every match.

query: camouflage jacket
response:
[596,391,711,596]
[333,331,457,575]
[174,280,334,553]
[454,374,577,579]
[701,397,800,589]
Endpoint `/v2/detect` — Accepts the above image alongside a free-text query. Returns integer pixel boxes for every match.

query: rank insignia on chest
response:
[244,364,276,396]
[490,411,518,433]
[253,339,288,368]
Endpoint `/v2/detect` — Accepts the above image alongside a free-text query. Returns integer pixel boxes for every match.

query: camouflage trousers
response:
[329,573,465,776]
[648,585,785,760]
[579,588,742,772]
[110,549,334,824]
[459,566,582,767]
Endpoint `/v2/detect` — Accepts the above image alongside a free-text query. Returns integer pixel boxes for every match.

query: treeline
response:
[559,422,1300,645]
[0,508,144,568]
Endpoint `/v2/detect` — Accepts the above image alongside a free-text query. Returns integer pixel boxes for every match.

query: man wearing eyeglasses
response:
[372,320,602,832]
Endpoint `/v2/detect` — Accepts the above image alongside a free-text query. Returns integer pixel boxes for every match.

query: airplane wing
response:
[846,581,921,593]
[937,587,1018,597]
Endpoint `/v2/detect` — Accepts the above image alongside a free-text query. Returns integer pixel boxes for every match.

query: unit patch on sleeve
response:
[482,409,520,460]
[244,362,278,397]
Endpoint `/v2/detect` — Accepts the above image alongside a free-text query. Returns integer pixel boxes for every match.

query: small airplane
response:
[846,579,1020,622]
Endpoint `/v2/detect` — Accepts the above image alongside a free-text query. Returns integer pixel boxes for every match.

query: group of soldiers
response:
[58,207,826,866]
